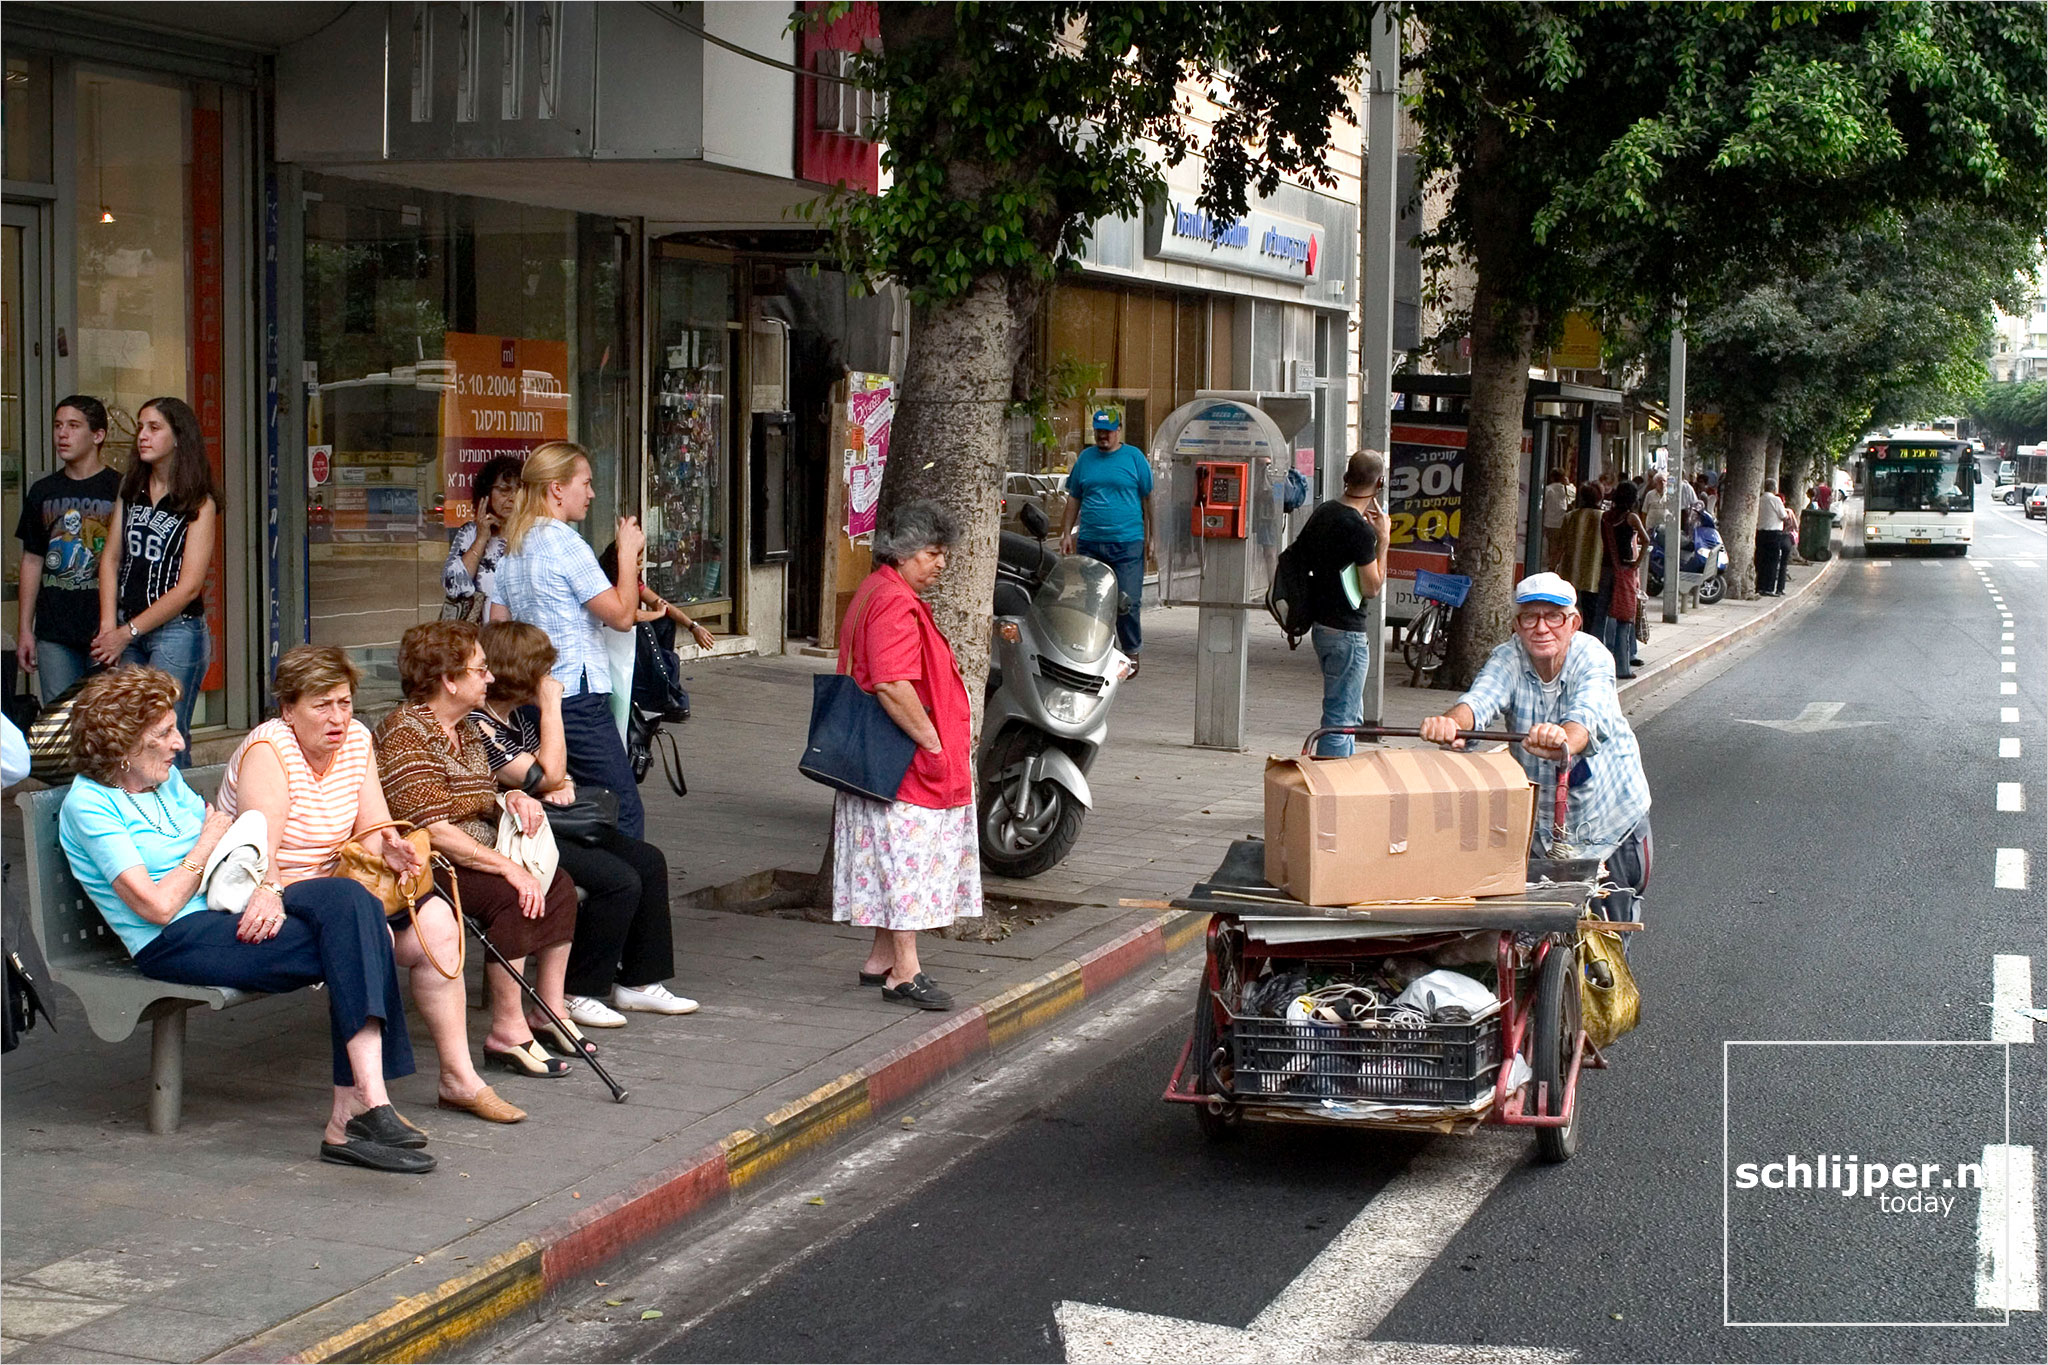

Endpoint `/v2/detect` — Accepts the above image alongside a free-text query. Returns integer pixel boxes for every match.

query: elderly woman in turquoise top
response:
[58,666,431,1174]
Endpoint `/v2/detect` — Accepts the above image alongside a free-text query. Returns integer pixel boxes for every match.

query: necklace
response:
[125,785,181,839]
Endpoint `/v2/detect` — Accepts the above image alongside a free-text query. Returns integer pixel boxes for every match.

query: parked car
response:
[2027,486,2047,520]
[2002,482,2031,506]
[1002,472,1067,535]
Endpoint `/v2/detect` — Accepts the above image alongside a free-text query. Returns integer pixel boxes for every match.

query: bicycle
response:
[1402,566,1471,686]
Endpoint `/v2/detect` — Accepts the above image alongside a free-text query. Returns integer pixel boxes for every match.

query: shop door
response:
[3,203,49,705]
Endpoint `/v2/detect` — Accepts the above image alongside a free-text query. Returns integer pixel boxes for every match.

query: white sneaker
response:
[565,994,627,1028]
[613,982,699,1015]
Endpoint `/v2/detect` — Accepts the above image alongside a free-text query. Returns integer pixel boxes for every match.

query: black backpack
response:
[1266,539,1316,649]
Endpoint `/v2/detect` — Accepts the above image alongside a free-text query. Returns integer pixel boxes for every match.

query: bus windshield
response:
[1866,444,1974,513]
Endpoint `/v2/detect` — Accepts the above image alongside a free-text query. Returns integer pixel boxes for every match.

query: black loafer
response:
[858,970,887,987]
[320,1137,435,1174]
[881,973,954,1011]
[345,1103,427,1149]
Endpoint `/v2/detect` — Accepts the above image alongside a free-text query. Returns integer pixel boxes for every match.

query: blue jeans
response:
[121,615,209,763]
[1310,625,1372,757]
[561,690,645,840]
[33,640,91,703]
[1600,609,1636,679]
[1077,538,1145,656]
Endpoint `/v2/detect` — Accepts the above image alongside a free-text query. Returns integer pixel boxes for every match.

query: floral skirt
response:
[832,791,983,931]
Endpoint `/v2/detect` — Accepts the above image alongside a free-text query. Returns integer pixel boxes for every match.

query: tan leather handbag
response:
[336,820,464,979]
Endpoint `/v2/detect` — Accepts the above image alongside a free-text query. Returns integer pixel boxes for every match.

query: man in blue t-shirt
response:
[1058,408,1155,671]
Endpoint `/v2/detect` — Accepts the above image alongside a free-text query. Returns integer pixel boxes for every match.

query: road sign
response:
[308,444,331,486]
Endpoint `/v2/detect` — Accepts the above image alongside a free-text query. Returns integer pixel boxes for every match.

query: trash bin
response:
[1798,506,1834,562]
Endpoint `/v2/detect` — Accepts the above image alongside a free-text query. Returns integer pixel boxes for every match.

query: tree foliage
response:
[1970,378,2048,448]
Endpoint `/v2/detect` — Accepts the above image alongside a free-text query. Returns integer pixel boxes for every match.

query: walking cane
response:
[463,915,630,1103]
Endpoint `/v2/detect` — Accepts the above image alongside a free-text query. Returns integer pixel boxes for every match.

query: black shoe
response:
[320,1137,436,1174]
[1630,657,1644,667]
[345,1103,427,1149]
[881,972,954,1011]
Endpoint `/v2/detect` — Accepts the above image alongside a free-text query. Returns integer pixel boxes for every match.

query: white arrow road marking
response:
[1991,956,2036,1044]
[1733,702,1882,735]
[1997,783,2026,812]
[1056,1135,1574,1363]
[1996,849,2029,890]
[1975,1145,2041,1312]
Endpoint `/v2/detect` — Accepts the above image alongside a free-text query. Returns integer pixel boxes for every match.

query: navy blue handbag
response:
[799,673,918,802]
[799,578,918,802]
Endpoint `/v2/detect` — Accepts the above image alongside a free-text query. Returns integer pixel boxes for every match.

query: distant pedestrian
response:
[1293,451,1391,758]
[1541,468,1571,571]
[1598,483,1648,679]
[1810,481,1833,513]
[15,396,119,703]
[1556,483,1606,628]
[1754,479,1792,596]
[1059,408,1154,674]
[1641,471,1669,530]
[833,499,980,1011]
[93,396,221,759]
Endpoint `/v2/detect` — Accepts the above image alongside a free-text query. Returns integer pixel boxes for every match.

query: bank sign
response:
[1145,199,1321,283]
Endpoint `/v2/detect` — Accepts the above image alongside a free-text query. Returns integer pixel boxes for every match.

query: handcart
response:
[1161,725,1635,1163]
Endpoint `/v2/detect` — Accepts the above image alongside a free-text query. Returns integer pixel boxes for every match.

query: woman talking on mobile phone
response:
[442,457,522,622]
[92,396,221,758]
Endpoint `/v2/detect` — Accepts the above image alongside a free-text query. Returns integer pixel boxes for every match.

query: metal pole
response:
[1662,324,1685,623]
[1358,10,1400,726]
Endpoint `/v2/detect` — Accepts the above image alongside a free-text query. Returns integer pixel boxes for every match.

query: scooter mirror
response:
[1020,502,1050,539]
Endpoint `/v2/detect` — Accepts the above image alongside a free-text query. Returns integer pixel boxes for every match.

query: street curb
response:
[227,908,1206,1364]
[1619,552,1842,700]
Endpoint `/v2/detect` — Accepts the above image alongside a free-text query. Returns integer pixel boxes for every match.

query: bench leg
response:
[148,1009,187,1135]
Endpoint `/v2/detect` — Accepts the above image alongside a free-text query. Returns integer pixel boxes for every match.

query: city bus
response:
[1854,434,1978,555]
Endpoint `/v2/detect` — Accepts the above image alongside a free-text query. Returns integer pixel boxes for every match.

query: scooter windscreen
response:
[1032,558,1120,663]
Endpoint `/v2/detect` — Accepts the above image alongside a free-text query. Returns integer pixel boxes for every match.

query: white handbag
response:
[495,797,560,885]
[202,810,271,913]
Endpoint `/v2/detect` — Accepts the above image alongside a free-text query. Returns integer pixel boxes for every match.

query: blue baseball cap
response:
[1091,408,1121,431]
[1514,572,1577,608]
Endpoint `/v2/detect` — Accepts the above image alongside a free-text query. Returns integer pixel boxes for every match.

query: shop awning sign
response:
[1144,199,1321,283]
[441,332,569,526]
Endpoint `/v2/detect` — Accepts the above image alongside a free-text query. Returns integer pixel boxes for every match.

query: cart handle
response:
[1301,724,1528,755]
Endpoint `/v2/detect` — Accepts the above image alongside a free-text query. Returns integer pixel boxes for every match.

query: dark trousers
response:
[1754,530,1791,595]
[555,829,676,996]
[135,878,414,1086]
[1077,538,1145,656]
[561,690,645,839]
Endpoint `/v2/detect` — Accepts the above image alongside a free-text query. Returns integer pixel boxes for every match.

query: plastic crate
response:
[1411,569,1472,608]
[1229,1007,1502,1105]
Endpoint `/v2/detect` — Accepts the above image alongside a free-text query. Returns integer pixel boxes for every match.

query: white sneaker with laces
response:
[613,982,700,1015]
[565,994,627,1028]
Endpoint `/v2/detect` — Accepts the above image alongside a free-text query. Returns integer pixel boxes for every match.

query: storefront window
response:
[4,52,54,184]
[647,254,733,613]
[301,175,630,706]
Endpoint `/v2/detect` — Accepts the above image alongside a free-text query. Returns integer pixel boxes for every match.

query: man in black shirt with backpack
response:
[1286,450,1391,757]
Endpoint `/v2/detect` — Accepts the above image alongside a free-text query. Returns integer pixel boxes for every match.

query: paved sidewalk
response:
[0,552,1836,1363]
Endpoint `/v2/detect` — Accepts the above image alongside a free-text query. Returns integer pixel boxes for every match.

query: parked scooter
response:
[978,502,1132,878]
[1646,508,1728,605]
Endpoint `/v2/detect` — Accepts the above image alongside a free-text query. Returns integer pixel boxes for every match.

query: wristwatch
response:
[126,622,140,639]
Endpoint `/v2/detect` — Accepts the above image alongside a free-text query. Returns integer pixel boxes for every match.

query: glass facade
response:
[646,253,734,618]
[299,174,633,706]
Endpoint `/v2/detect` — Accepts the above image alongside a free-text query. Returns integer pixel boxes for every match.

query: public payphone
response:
[1190,460,1249,538]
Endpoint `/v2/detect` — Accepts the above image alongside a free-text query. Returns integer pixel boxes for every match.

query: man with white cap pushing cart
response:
[1417,571,1653,901]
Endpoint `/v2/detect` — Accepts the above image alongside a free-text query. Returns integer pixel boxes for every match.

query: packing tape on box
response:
[1418,750,1480,853]
[1489,789,1511,848]
[1297,757,1342,854]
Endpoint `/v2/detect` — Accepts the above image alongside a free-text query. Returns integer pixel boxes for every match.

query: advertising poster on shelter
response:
[441,333,569,526]
[845,373,895,540]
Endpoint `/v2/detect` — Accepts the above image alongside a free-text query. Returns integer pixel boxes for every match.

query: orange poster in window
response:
[439,333,569,526]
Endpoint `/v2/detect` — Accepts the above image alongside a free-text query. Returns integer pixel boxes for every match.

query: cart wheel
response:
[1531,942,1581,1163]
[1188,973,1239,1141]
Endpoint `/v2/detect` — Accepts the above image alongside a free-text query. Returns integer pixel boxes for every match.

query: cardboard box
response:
[1264,748,1535,906]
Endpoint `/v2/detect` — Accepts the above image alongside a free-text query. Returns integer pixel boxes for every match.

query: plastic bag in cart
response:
[1578,923,1640,1049]
[1393,969,1495,1018]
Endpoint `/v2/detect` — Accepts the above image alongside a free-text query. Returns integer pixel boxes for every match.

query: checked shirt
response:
[1455,631,1651,857]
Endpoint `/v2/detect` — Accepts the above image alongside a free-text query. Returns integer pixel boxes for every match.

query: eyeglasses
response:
[1515,609,1571,630]
[463,664,495,678]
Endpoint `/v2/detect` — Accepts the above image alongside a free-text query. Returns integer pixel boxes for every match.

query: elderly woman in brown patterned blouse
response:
[375,620,585,1080]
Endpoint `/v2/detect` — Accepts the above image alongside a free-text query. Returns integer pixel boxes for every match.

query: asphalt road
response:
[487,507,2045,1364]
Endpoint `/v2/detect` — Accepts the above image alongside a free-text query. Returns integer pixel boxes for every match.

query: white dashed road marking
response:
[2001,738,2022,758]
[1976,1144,2042,1313]
[1996,848,2029,889]
[2003,708,2020,722]
[1991,955,2036,1044]
[1997,784,2025,811]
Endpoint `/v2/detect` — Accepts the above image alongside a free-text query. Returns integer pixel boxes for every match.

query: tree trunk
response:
[1444,122,1537,688]
[877,274,1032,739]
[1721,420,1769,600]
[1764,435,1783,495]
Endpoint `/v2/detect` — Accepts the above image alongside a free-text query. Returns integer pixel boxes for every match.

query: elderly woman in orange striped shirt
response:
[220,646,523,1126]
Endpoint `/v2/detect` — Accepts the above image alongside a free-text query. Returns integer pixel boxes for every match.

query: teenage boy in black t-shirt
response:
[15,396,120,703]
[1294,449,1391,757]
